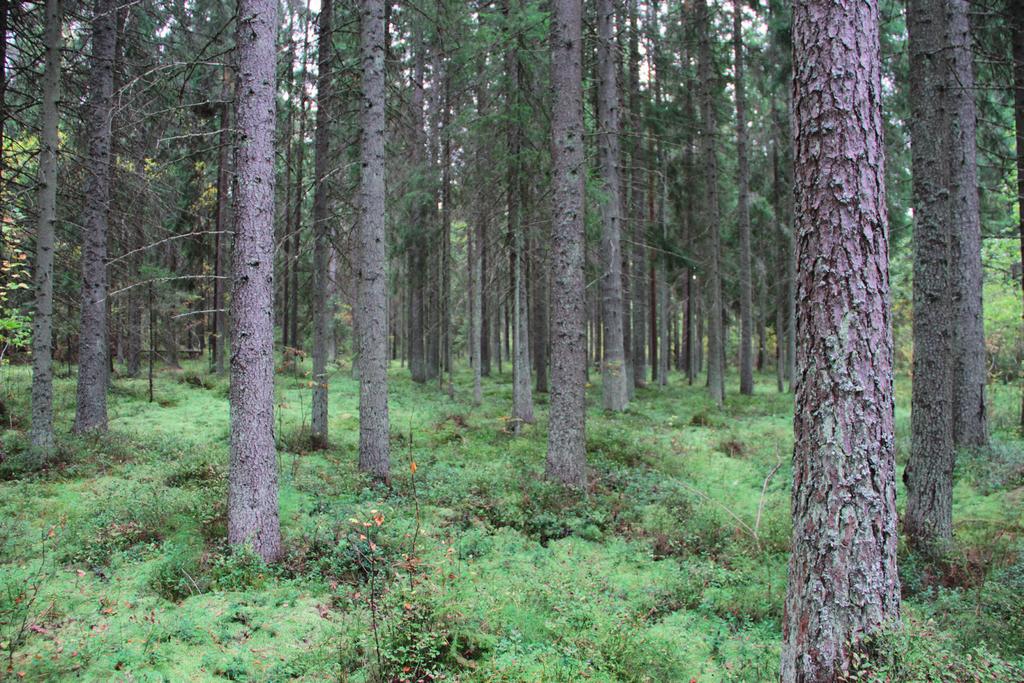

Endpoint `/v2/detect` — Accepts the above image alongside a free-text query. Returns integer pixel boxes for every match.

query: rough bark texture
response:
[228,0,281,562]
[310,0,333,448]
[696,0,724,407]
[782,0,901,678]
[905,0,958,551]
[596,0,628,411]
[546,0,587,488]
[734,3,753,396]
[74,0,117,434]
[356,0,390,479]
[31,0,62,455]
[628,0,647,389]
[946,0,987,449]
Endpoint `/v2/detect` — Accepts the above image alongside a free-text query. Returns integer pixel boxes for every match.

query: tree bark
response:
[74,0,117,434]
[734,1,753,395]
[506,0,533,430]
[408,46,427,384]
[356,0,390,479]
[596,0,629,411]
[31,0,62,456]
[947,0,987,448]
[228,0,281,562]
[696,0,724,407]
[628,0,647,389]
[904,0,957,551]
[310,0,333,448]
[546,0,587,488]
[1013,0,1024,430]
[782,0,901,677]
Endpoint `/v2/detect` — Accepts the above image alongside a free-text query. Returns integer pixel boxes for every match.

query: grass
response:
[0,358,1021,681]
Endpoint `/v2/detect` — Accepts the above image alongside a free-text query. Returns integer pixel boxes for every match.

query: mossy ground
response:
[0,360,1021,681]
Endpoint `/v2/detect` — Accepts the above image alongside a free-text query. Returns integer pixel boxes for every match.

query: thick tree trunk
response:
[904,0,958,551]
[697,0,724,407]
[310,0,333,448]
[74,0,117,434]
[31,0,62,456]
[228,0,281,562]
[782,0,901,678]
[734,2,753,395]
[546,0,587,488]
[356,0,390,479]
[596,0,628,411]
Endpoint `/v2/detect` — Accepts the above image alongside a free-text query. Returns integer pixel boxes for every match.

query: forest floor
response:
[0,359,1022,681]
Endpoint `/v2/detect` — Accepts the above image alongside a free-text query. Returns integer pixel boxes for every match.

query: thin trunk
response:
[1014,0,1024,429]
[734,2,753,395]
[697,0,723,407]
[74,0,117,434]
[356,0,390,479]
[596,0,628,410]
[507,0,533,429]
[629,0,647,389]
[546,0,587,488]
[228,0,281,562]
[311,0,333,448]
[30,0,62,456]
[782,0,900,677]
[408,46,427,384]
[291,8,310,352]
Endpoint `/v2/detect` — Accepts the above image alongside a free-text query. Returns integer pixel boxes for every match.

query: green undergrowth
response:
[0,361,1021,681]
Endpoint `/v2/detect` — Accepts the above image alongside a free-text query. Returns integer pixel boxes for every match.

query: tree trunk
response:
[596,0,628,411]
[546,0,587,488]
[697,0,723,407]
[355,0,390,479]
[228,0,281,562]
[211,71,231,375]
[31,0,62,456]
[628,0,647,389]
[904,0,958,552]
[734,2,753,395]
[74,0,117,434]
[947,0,987,448]
[408,47,427,384]
[311,0,333,448]
[782,0,901,678]
[290,12,309,353]
[1014,0,1024,430]
[506,0,533,430]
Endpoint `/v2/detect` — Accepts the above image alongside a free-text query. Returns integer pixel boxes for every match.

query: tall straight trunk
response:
[618,0,633,398]
[356,0,390,479]
[471,211,483,405]
[530,224,549,394]
[31,0,62,456]
[310,0,333,447]
[506,0,533,429]
[1014,0,1024,429]
[229,0,281,562]
[657,166,669,387]
[771,130,786,393]
[596,0,628,411]
[290,12,310,353]
[440,72,454,395]
[480,229,491,376]
[734,2,753,395]
[628,0,647,389]
[211,73,231,375]
[947,0,987,448]
[546,0,587,488]
[782,0,900,677]
[696,0,724,407]
[282,21,294,350]
[904,0,957,551]
[408,48,427,384]
[74,0,117,434]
